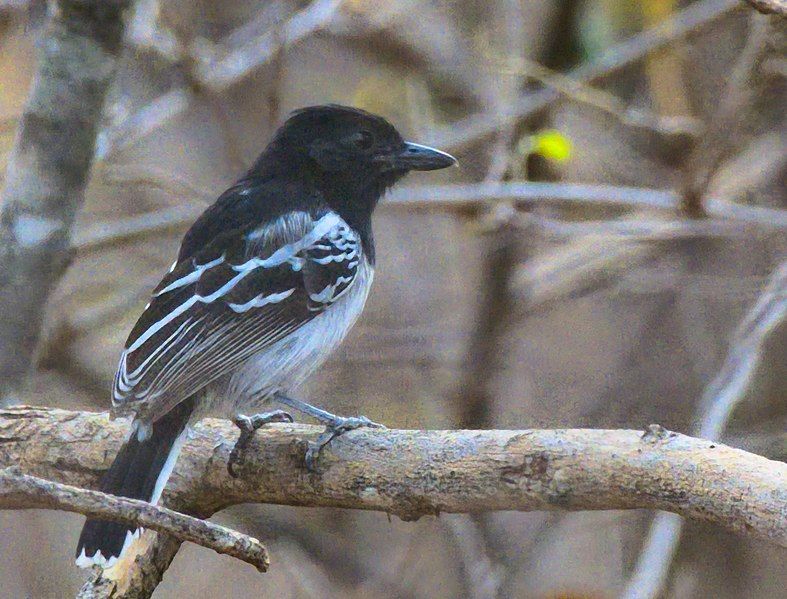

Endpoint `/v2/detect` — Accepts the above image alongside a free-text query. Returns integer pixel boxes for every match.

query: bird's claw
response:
[228,410,293,477]
[304,415,384,471]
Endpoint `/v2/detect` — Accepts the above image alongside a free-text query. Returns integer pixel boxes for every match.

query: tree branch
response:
[72,181,787,257]
[0,469,269,571]
[1,407,784,547]
[0,0,131,404]
[743,0,787,15]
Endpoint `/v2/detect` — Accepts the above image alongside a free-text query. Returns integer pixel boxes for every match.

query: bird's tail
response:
[75,397,196,568]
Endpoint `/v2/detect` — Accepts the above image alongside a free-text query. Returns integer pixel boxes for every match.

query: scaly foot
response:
[228,410,293,477]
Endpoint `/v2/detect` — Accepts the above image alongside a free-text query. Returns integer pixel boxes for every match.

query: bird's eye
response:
[350,130,374,150]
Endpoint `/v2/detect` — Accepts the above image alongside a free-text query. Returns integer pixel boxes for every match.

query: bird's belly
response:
[215,260,373,417]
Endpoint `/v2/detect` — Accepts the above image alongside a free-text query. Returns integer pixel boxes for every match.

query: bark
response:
[1,406,784,546]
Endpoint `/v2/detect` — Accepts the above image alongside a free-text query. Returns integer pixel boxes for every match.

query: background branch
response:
[0,0,131,404]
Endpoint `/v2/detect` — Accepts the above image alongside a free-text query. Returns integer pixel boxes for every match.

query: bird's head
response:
[255,105,456,212]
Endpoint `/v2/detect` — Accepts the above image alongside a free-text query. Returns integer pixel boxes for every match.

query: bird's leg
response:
[273,393,384,470]
[227,410,293,477]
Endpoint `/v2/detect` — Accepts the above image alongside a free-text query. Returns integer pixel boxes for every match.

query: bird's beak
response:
[385,142,457,171]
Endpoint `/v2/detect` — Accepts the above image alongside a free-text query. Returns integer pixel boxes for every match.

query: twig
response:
[443,515,503,599]
[95,88,191,161]
[489,55,701,138]
[680,11,774,215]
[619,512,685,599]
[75,205,202,253]
[0,0,131,405]
[0,469,269,572]
[620,259,787,599]
[189,0,344,91]
[699,261,787,439]
[385,183,787,228]
[433,0,742,152]
[74,182,787,252]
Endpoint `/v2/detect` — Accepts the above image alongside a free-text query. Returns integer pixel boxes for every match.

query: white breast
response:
[219,255,374,415]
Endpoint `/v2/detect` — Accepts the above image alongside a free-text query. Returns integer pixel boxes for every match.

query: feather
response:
[112,209,363,421]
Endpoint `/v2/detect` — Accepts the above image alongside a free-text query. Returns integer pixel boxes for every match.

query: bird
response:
[75,104,456,569]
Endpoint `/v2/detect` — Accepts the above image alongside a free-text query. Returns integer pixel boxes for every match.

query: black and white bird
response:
[75,104,456,568]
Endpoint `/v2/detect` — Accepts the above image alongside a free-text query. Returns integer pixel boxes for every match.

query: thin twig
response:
[0,469,269,571]
[433,0,741,152]
[95,88,191,161]
[72,181,787,254]
[386,183,787,228]
[488,55,702,138]
[680,12,774,215]
[189,0,344,91]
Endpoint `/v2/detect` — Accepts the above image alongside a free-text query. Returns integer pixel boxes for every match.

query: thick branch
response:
[1,407,784,545]
[0,469,269,572]
[0,0,130,403]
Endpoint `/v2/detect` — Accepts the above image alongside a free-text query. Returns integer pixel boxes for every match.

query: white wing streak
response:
[112,210,362,411]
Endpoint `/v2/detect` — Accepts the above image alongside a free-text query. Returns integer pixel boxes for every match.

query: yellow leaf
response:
[530,129,573,163]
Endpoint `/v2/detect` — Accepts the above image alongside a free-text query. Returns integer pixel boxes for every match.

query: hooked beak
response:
[382,142,457,171]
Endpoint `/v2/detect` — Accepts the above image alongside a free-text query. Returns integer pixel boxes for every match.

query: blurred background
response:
[0,0,785,597]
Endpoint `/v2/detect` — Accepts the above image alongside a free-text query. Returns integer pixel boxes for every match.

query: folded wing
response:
[112,210,362,421]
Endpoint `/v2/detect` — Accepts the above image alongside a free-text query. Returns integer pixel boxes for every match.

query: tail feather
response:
[76,397,195,568]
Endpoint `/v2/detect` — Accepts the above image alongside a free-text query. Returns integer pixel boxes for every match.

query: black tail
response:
[75,397,195,568]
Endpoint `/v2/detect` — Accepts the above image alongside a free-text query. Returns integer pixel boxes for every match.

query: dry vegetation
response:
[0,0,785,598]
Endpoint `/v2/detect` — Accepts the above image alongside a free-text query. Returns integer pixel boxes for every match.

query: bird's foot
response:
[305,415,384,472]
[228,410,293,477]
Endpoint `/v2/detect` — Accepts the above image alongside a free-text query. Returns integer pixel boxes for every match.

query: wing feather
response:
[112,209,362,420]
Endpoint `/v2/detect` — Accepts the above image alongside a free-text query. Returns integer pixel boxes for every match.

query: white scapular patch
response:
[235,212,342,271]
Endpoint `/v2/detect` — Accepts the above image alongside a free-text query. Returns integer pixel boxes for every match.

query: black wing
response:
[112,209,362,421]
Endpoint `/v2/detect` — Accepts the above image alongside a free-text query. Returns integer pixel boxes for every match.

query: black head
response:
[251,105,455,220]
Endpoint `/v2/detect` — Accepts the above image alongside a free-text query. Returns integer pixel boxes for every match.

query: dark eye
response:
[350,130,374,150]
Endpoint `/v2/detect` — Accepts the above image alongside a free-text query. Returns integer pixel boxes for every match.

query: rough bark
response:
[1,407,784,546]
[0,0,131,404]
